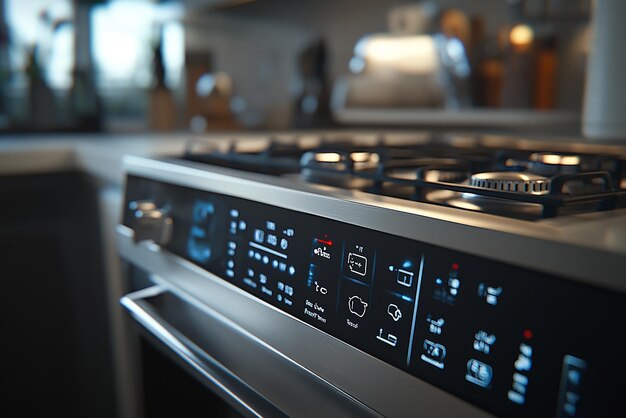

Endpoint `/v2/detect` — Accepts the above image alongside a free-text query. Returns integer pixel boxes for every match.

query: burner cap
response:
[469,172,550,194]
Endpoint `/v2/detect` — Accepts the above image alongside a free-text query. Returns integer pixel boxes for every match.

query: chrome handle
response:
[120,286,287,418]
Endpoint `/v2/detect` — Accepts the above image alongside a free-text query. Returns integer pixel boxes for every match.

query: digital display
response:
[124,176,626,418]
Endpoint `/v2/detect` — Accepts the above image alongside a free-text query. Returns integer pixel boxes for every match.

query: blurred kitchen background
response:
[0,0,592,135]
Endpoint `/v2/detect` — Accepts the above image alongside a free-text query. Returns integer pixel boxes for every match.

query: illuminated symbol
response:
[266,221,276,231]
[254,252,261,261]
[347,253,367,276]
[347,295,368,317]
[387,304,403,321]
[267,234,278,246]
[433,274,460,305]
[515,343,533,372]
[239,220,246,231]
[315,237,333,246]
[280,238,288,250]
[248,250,254,258]
[247,268,254,277]
[229,209,239,218]
[556,355,587,416]
[272,260,279,269]
[225,269,234,278]
[465,359,493,388]
[473,330,496,355]
[227,260,234,269]
[279,262,287,272]
[389,265,414,287]
[427,315,445,335]
[376,328,398,347]
[283,228,295,237]
[448,278,460,296]
[421,340,446,369]
[315,282,328,295]
[254,229,264,243]
[478,283,503,306]
[288,266,296,276]
[262,255,269,264]
[259,274,267,284]
[284,285,294,296]
[278,282,285,291]
[277,294,283,302]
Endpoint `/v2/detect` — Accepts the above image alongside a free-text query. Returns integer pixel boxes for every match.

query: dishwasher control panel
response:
[124,176,626,418]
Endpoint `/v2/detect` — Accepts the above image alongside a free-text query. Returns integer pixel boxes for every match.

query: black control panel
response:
[124,176,626,417]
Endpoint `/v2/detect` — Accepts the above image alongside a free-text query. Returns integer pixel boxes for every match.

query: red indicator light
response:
[452,262,459,270]
[523,329,533,340]
[315,238,333,246]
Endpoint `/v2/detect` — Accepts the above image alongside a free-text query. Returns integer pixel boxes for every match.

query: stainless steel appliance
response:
[117,132,626,417]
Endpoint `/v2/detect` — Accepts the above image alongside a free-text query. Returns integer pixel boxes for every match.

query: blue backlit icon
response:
[508,342,534,405]
[466,359,493,388]
[555,355,587,416]
[478,283,503,306]
[473,330,496,355]
[193,200,214,222]
[188,200,215,263]
[427,315,445,335]
[254,229,265,243]
[421,340,446,369]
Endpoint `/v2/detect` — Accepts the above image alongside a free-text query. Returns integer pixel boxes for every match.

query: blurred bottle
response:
[533,37,558,110]
[69,1,101,131]
[27,45,56,130]
[149,34,176,131]
[500,24,535,108]
[293,40,332,129]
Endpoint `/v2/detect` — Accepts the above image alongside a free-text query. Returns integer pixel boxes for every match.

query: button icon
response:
[347,252,367,276]
[376,328,398,347]
[473,330,496,355]
[421,339,446,369]
[347,295,368,317]
[556,355,587,417]
[466,359,493,388]
[478,283,502,306]
[427,315,445,335]
[387,303,403,321]
[396,269,414,287]
[254,229,264,243]
[515,343,533,372]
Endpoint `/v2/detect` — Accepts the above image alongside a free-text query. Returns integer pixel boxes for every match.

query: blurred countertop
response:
[0,133,218,185]
[2,130,626,186]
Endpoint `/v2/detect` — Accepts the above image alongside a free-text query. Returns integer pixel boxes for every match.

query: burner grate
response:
[181,136,626,219]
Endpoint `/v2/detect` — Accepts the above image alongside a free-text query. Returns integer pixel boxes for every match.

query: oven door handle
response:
[120,285,288,418]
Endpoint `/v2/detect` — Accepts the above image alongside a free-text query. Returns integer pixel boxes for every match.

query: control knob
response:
[129,200,173,245]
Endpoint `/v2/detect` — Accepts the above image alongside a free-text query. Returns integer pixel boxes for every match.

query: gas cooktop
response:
[181,132,626,220]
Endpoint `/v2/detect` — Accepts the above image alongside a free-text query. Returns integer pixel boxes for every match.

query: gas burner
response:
[181,134,626,220]
[469,172,550,194]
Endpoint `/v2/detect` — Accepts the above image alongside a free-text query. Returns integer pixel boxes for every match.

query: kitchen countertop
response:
[0,133,205,184]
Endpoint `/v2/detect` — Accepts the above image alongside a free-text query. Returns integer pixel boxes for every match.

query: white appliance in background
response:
[583,0,626,140]
[332,33,471,111]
